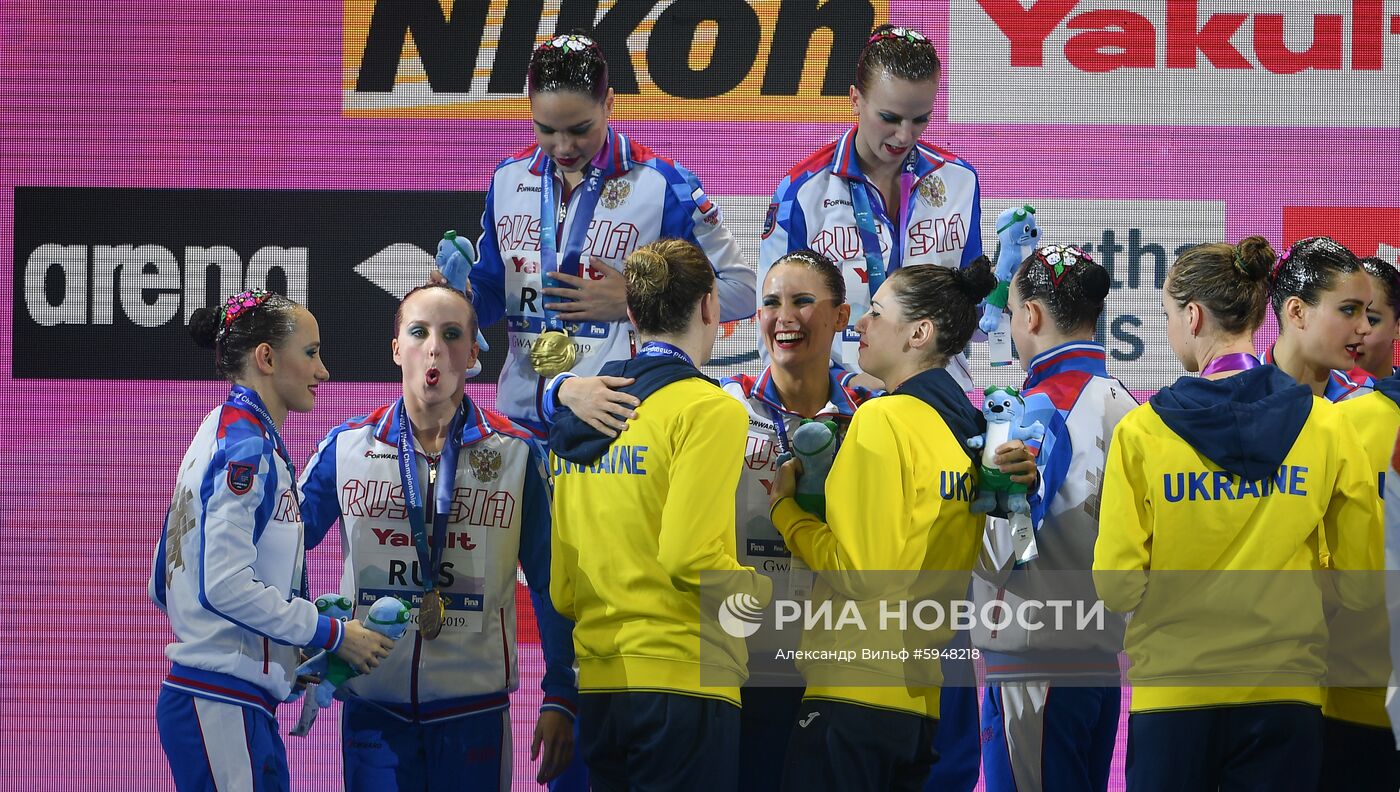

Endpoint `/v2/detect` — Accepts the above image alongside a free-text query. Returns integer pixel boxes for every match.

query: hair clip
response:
[781,250,824,268]
[1271,245,1294,280]
[1034,245,1092,288]
[1232,251,1249,277]
[869,26,927,44]
[221,289,272,330]
[542,34,595,52]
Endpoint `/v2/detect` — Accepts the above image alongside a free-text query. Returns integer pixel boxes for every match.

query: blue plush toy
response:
[434,230,491,357]
[967,387,1044,516]
[979,205,1039,335]
[780,419,838,520]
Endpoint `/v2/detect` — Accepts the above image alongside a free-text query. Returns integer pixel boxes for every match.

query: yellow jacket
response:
[1326,388,1398,727]
[1094,367,1380,713]
[550,374,771,706]
[770,368,984,718]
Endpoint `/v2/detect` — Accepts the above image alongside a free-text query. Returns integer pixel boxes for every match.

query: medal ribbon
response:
[636,341,694,367]
[1201,352,1261,378]
[848,149,919,297]
[396,400,469,594]
[228,385,310,601]
[540,157,607,332]
[763,403,794,456]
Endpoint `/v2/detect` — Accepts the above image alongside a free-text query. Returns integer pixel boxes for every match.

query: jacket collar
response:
[1023,341,1109,390]
[750,365,857,418]
[373,397,496,451]
[831,127,943,183]
[527,127,633,178]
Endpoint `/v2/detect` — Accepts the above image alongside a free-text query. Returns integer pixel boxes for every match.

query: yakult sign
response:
[949,0,1400,126]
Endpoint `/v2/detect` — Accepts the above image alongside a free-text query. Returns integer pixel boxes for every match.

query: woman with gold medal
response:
[436,32,755,438]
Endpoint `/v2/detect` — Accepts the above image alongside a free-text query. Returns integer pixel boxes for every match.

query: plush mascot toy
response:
[289,595,411,736]
[980,205,1040,334]
[979,205,1039,367]
[777,419,838,520]
[433,230,491,376]
[968,387,1044,516]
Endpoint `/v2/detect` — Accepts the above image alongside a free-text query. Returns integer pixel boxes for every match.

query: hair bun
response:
[1081,263,1111,303]
[955,256,997,302]
[1234,235,1276,283]
[625,248,671,299]
[189,306,221,349]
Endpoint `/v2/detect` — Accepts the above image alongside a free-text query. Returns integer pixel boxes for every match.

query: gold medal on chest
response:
[529,329,577,378]
[419,589,445,640]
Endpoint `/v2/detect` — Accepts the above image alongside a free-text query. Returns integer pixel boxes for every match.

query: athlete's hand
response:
[771,456,803,509]
[334,620,395,675]
[559,375,638,437]
[531,710,575,784]
[994,440,1039,488]
[426,267,475,298]
[542,257,628,322]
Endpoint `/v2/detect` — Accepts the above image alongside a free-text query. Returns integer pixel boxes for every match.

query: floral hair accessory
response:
[869,26,927,44]
[1034,245,1094,288]
[221,289,272,330]
[542,34,595,52]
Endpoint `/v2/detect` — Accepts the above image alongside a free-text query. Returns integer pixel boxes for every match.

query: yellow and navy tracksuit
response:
[1094,365,1381,791]
[1322,376,1400,790]
[549,345,772,791]
[769,367,984,792]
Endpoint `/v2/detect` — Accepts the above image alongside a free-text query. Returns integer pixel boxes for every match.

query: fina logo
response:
[717,592,764,639]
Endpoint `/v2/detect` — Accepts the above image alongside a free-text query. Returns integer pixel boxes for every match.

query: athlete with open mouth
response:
[1262,235,1375,402]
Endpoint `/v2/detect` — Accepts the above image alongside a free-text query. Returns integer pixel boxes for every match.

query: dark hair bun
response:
[1081,263,1111,303]
[1234,235,1276,283]
[189,307,220,349]
[955,256,997,302]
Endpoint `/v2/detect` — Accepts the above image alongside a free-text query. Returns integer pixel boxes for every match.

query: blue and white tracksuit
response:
[760,127,983,388]
[150,385,343,792]
[472,127,755,434]
[720,367,858,791]
[300,398,577,791]
[971,342,1135,792]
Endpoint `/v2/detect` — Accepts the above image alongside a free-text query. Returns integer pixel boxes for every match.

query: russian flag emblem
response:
[691,187,714,215]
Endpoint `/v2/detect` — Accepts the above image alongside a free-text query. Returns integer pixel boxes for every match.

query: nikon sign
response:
[344,0,888,119]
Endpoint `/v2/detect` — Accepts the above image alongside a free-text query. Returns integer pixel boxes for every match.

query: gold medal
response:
[529,329,577,378]
[419,590,445,640]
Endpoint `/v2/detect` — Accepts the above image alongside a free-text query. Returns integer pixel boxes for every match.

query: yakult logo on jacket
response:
[950,0,1400,126]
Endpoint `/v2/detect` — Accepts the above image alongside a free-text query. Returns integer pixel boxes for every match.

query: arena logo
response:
[343,0,888,120]
[11,187,494,381]
[23,243,308,328]
[949,0,1400,126]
